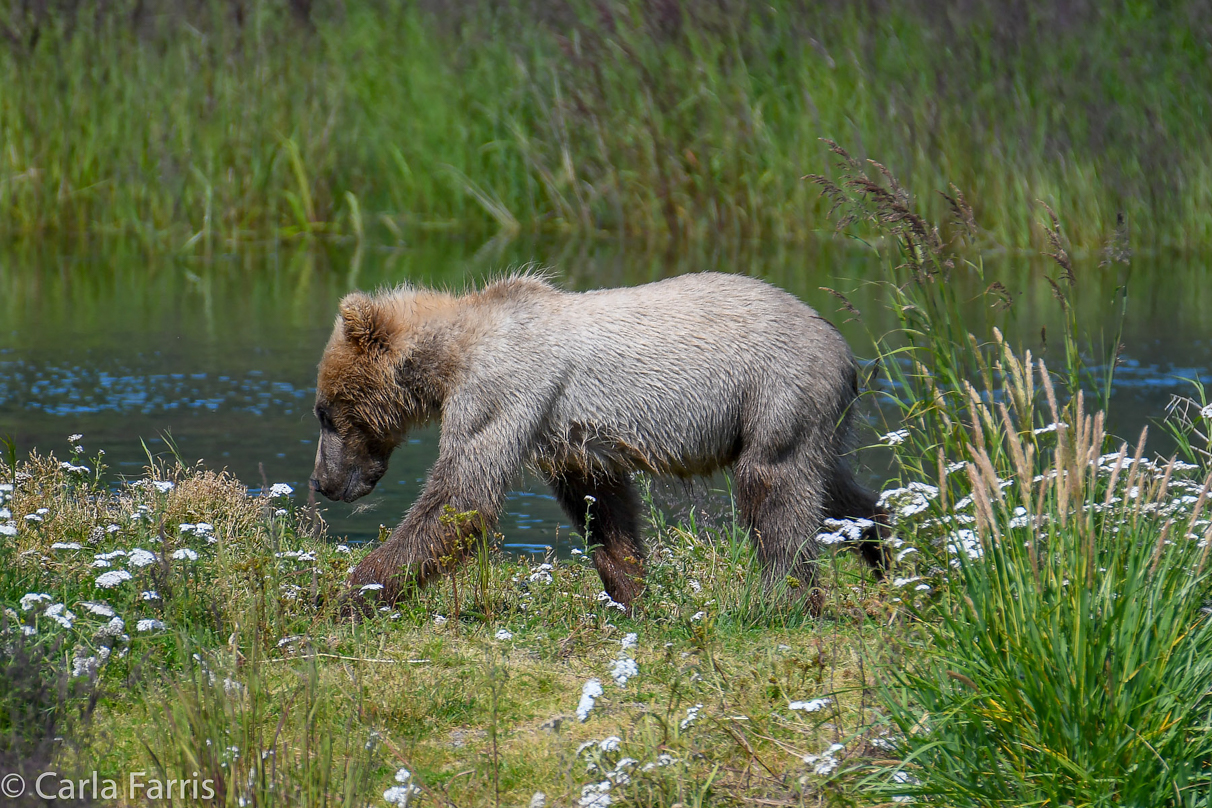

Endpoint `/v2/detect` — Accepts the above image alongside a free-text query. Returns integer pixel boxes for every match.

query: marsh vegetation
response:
[6,147,1212,804]
[2,0,1210,246]
[4,1,1212,805]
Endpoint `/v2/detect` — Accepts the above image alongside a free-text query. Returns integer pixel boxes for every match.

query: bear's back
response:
[496,272,857,476]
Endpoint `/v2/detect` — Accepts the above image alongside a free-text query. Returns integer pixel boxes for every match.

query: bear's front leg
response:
[345,401,535,609]
[346,496,492,608]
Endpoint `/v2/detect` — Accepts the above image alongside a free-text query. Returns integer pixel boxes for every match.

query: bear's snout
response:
[310,462,382,503]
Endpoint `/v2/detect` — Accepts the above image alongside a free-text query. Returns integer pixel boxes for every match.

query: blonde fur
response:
[310,272,887,610]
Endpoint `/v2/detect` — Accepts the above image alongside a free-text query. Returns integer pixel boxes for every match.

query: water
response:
[1,238,1209,551]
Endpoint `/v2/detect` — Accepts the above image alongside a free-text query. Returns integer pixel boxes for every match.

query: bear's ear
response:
[339,293,395,356]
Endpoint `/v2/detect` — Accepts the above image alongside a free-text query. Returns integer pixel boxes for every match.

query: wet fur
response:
[311,272,887,609]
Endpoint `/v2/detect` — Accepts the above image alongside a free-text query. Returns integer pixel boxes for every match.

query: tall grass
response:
[806,145,1212,803]
[1,0,1209,246]
[872,373,1212,806]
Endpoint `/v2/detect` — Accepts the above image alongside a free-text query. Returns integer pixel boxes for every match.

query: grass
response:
[6,142,1212,804]
[0,448,892,805]
[1,0,1210,247]
[801,147,1212,805]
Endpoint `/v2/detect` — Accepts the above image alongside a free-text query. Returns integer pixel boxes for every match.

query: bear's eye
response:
[316,407,336,432]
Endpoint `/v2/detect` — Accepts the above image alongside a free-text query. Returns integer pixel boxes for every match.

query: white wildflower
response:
[96,616,126,637]
[1008,506,1032,528]
[72,655,100,679]
[529,792,547,808]
[599,736,622,752]
[0,522,16,537]
[577,678,604,722]
[141,590,160,601]
[172,548,199,561]
[578,782,612,808]
[136,618,165,632]
[823,517,874,541]
[45,603,75,628]
[20,593,53,611]
[95,569,133,588]
[151,480,174,493]
[384,767,420,807]
[335,544,351,553]
[51,542,83,550]
[1201,405,1212,420]
[893,576,921,588]
[433,615,448,627]
[80,601,115,617]
[383,786,418,807]
[269,483,293,497]
[596,591,626,611]
[24,513,43,523]
[609,656,639,686]
[946,529,983,560]
[620,632,637,651]
[359,583,384,592]
[789,698,832,713]
[495,628,514,641]
[880,429,910,446]
[891,770,920,802]
[878,483,938,518]
[690,610,706,622]
[680,703,703,729]
[127,548,157,568]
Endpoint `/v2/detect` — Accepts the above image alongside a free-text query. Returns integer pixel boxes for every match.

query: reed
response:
[1,0,1208,247]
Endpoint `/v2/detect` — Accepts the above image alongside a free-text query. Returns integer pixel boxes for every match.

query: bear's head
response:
[310,291,434,502]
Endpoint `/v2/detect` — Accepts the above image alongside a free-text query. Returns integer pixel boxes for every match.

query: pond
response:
[1,237,1208,552]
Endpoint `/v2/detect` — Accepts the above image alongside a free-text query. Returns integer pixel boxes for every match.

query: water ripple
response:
[0,360,313,417]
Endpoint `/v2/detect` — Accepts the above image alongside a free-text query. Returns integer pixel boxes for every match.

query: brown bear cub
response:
[310,272,888,611]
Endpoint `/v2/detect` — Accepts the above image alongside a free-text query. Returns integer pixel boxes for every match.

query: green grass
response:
[1,1,1209,247]
[803,149,1212,805]
[5,143,1212,804]
[0,449,892,805]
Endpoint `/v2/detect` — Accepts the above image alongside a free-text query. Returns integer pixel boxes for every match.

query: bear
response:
[309,271,888,610]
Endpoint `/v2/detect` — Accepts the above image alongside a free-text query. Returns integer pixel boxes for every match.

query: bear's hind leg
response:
[824,462,891,579]
[735,449,826,605]
[550,470,646,608]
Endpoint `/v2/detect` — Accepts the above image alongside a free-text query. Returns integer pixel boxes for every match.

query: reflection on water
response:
[0,237,1208,551]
